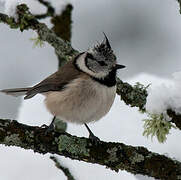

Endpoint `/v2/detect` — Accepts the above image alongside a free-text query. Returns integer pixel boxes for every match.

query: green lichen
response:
[116,78,149,112]
[130,152,144,165]
[25,130,34,144]
[58,135,89,157]
[54,118,67,132]
[106,147,119,163]
[30,36,44,48]
[6,17,18,29]
[16,4,36,31]
[4,134,22,146]
[143,113,176,143]
[39,144,47,153]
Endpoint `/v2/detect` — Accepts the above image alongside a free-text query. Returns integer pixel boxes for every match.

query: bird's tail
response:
[0,88,31,97]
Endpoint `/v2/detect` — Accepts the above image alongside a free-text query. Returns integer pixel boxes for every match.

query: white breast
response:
[44,77,116,124]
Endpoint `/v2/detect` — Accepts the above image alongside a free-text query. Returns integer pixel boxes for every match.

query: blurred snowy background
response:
[0,0,181,179]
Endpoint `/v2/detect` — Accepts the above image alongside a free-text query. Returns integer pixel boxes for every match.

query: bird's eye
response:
[87,53,95,60]
[98,61,106,66]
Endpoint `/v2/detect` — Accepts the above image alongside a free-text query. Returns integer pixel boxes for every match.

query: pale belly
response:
[44,78,116,124]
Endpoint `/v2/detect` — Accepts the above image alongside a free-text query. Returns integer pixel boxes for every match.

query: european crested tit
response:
[1,34,125,141]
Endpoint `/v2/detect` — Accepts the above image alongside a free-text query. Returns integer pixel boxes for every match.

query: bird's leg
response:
[45,116,56,134]
[84,123,100,142]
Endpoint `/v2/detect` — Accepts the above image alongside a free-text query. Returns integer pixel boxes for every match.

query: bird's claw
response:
[41,124,48,128]
[44,123,55,135]
[89,133,100,145]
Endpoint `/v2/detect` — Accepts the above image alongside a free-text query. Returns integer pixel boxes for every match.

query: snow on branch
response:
[0,4,181,141]
[0,118,181,180]
[116,78,181,132]
[0,4,78,60]
[0,0,70,18]
[0,3,181,178]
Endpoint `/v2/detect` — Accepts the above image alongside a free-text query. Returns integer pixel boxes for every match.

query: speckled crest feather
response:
[94,33,115,61]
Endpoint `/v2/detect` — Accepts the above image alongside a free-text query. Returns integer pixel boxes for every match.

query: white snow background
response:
[0,0,181,180]
[0,74,181,180]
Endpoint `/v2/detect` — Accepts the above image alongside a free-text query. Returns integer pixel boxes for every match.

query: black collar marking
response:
[73,53,117,87]
[92,69,117,87]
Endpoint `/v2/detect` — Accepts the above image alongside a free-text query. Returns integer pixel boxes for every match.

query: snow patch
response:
[0,0,70,19]
[145,71,181,115]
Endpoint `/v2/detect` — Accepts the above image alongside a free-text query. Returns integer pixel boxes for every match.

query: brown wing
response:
[24,59,82,99]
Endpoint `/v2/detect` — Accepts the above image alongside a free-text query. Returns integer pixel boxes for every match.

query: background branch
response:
[35,0,55,19]
[0,4,181,130]
[0,4,78,61]
[0,3,181,179]
[50,156,76,180]
[116,78,181,130]
[0,118,180,180]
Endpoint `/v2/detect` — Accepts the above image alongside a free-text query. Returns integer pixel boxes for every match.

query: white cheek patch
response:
[76,53,109,79]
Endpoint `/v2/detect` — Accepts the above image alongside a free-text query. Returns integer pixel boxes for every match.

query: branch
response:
[0,118,180,180]
[50,156,76,180]
[50,4,73,67]
[116,78,181,130]
[177,0,181,13]
[116,78,148,112]
[0,4,181,130]
[35,0,55,19]
[0,4,78,61]
[1,2,181,179]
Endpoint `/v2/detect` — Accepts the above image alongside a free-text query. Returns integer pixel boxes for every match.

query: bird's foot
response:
[45,122,55,135]
[41,124,48,128]
[89,132,100,145]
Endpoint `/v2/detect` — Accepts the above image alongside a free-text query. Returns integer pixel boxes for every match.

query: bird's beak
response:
[114,64,126,70]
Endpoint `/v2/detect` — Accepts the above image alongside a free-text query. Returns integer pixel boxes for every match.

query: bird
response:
[0,34,125,141]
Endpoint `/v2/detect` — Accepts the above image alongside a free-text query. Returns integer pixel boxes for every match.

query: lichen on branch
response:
[0,4,78,61]
[0,118,181,180]
[1,4,181,139]
[1,3,181,179]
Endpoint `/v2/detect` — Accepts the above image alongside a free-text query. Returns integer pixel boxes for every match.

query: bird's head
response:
[75,33,125,79]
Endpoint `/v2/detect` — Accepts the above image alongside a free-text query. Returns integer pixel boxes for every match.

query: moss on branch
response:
[0,118,181,180]
[0,4,78,61]
[0,4,181,132]
[1,4,181,135]
[1,3,181,178]
[116,78,148,112]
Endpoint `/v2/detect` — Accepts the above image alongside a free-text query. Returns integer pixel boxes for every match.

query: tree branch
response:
[177,0,181,13]
[1,4,181,178]
[35,0,55,19]
[50,156,76,180]
[116,78,181,130]
[0,118,180,180]
[0,4,78,61]
[0,4,181,131]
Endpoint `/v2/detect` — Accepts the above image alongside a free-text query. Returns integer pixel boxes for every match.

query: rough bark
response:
[116,79,181,130]
[1,4,180,130]
[0,4,78,61]
[0,4,180,129]
[0,118,181,180]
[50,156,76,180]
[0,4,181,179]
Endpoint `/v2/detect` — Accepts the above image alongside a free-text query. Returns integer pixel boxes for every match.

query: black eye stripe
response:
[98,61,106,66]
[86,53,107,66]
[87,53,95,60]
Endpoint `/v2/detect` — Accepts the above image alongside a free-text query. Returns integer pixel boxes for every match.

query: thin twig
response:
[0,119,180,180]
[50,156,76,180]
[35,0,55,19]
